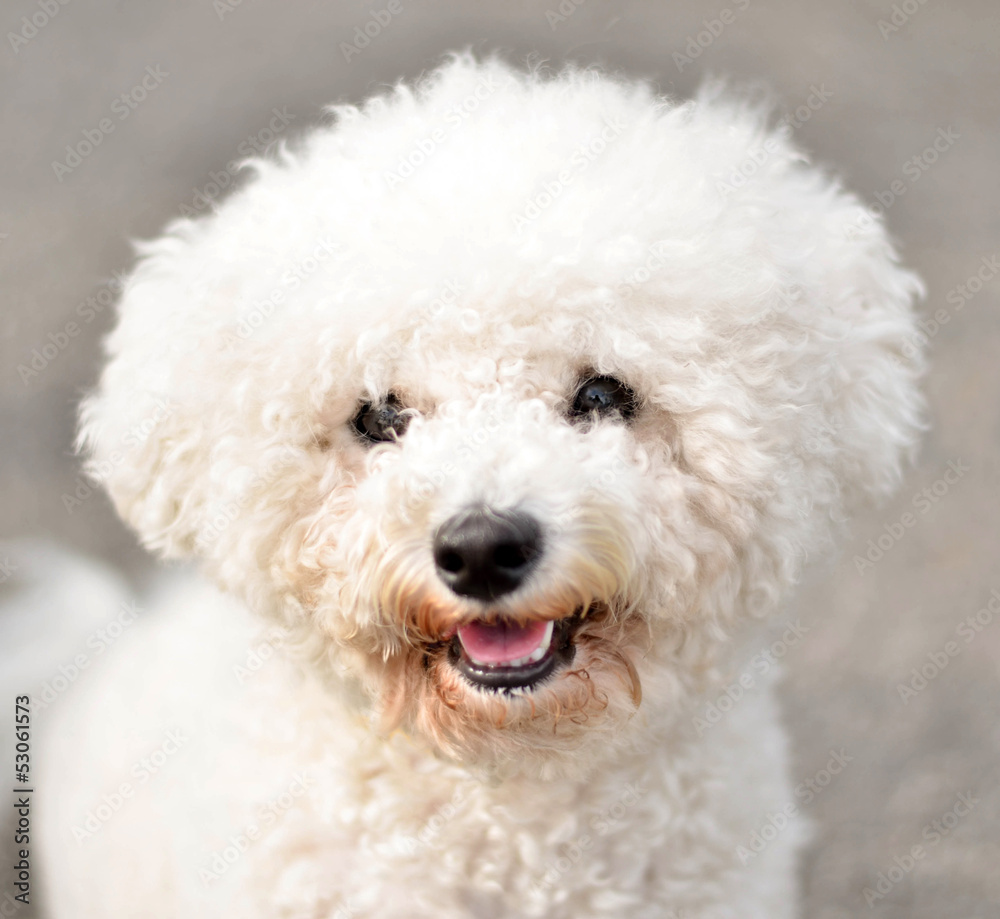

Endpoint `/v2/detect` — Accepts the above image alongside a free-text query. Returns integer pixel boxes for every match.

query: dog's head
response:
[80,56,924,772]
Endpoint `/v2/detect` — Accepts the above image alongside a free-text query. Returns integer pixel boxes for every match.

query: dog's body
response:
[37,56,923,918]
[41,578,799,918]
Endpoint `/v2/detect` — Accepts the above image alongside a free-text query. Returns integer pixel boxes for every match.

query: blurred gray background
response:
[1,1,998,916]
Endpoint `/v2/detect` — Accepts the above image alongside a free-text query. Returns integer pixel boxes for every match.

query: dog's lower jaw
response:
[38,578,802,919]
[373,616,649,774]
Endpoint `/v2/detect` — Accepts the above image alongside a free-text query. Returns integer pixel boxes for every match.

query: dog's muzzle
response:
[430,504,581,691]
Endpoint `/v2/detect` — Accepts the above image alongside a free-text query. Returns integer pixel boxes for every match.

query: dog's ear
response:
[77,230,222,558]
[684,88,926,520]
[810,215,927,518]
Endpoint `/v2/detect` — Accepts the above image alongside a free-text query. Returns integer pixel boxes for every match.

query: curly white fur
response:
[38,54,924,918]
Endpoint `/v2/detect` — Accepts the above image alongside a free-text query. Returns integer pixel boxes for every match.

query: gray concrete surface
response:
[2,1,998,916]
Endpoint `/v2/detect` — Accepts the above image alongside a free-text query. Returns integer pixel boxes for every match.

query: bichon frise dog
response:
[37,54,924,918]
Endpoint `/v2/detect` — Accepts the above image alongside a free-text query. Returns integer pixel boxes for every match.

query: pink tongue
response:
[457,620,549,665]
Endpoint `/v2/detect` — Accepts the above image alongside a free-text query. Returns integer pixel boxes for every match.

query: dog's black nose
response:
[433,506,543,601]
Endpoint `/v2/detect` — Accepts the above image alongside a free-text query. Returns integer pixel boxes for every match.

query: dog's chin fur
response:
[39,52,925,918]
[376,608,647,773]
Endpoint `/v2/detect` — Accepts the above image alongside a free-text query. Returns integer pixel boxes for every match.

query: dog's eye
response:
[570,375,636,421]
[352,395,409,444]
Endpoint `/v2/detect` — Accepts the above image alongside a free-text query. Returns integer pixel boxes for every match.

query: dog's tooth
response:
[523,621,555,665]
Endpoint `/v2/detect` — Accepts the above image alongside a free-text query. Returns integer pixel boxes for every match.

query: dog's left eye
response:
[570,375,637,421]
[352,395,409,444]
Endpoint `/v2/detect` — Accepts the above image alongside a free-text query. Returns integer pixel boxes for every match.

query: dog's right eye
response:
[570,375,637,421]
[352,395,409,444]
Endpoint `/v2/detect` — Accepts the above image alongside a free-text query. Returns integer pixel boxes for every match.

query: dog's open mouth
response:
[446,613,579,691]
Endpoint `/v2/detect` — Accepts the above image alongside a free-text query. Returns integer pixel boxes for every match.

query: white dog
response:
[37,54,924,918]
